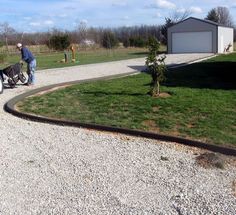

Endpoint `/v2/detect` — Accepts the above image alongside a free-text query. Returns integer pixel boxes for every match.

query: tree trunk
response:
[5,36,9,53]
[157,81,160,96]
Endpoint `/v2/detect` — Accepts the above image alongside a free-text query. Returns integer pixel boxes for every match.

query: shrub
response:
[0,53,7,63]
[0,41,4,48]
[129,37,147,47]
[102,31,118,49]
[123,38,130,48]
[47,34,71,51]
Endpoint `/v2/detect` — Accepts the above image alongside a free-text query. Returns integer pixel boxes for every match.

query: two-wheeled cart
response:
[0,62,27,93]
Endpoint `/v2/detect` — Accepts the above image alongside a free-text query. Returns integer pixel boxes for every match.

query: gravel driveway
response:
[0,54,235,214]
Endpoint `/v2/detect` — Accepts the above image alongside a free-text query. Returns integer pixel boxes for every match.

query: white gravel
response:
[0,54,235,214]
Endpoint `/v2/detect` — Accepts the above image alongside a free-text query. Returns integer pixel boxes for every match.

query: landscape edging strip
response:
[4,72,236,156]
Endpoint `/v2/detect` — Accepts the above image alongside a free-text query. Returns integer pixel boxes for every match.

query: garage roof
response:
[168,17,232,29]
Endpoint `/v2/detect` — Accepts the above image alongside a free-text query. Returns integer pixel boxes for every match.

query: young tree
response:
[146,37,167,97]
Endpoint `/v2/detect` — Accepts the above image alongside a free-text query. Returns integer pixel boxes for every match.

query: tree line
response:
[0,24,163,49]
[0,6,235,51]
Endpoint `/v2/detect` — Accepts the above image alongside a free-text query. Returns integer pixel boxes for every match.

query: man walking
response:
[16,43,36,86]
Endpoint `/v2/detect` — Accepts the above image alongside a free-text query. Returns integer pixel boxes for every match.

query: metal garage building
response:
[167,17,234,54]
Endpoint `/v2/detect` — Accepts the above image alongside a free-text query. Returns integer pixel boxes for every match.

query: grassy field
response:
[17,53,236,147]
[0,47,161,70]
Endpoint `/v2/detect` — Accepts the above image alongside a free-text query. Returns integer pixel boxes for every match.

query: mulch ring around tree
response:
[195,152,227,169]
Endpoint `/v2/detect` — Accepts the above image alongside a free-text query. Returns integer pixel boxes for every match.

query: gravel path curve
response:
[0,54,235,214]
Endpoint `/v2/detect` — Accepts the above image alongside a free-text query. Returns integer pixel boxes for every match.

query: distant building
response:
[80,39,95,46]
[168,17,234,54]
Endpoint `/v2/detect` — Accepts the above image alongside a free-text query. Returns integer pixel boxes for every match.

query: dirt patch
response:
[170,125,181,137]
[152,106,160,112]
[187,123,196,128]
[195,152,226,169]
[142,120,160,133]
[153,92,171,98]
[34,84,72,96]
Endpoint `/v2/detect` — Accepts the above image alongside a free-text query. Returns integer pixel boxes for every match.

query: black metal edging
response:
[4,73,236,156]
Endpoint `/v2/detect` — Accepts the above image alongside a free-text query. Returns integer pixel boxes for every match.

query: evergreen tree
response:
[161,18,175,45]
[48,34,70,51]
[205,8,219,23]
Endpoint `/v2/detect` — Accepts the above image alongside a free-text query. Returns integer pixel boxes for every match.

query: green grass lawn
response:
[0,47,154,70]
[17,53,236,147]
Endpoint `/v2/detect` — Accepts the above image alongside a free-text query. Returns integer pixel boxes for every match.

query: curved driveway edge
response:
[4,73,236,157]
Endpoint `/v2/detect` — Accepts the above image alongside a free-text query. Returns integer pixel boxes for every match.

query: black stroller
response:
[0,62,26,88]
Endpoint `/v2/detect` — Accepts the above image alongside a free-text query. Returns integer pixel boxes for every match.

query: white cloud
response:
[23,17,32,20]
[112,1,127,7]
[121,16,129,20]
[176,8,186,13]
[80,19,88,24]
[176,6,203,14]
[155,0,176,9]
[29,20,54,28]
[190,6,203,14]
[3,0,236,32]
[145,0,175,9]
[29,22,41,26]
[44,20,54,25]
[153,12,162,18]
[58,14,68,18]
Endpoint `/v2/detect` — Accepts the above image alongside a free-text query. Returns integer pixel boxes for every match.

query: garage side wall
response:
[218,27,234,53]
[168,19,217,53]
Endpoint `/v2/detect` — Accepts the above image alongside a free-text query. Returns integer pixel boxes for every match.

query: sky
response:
[0,0,236,32]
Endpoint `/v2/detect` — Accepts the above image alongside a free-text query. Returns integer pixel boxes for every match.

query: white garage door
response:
[172,31,213,53]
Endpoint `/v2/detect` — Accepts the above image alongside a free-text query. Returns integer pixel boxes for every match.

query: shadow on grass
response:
[129,51,166,56]
[165,61,236,90]
[130,61,236,90]
[80,91,146,97]
[128,51,148,56]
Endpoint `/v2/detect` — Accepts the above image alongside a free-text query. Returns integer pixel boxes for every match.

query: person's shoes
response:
[24,83,34,86]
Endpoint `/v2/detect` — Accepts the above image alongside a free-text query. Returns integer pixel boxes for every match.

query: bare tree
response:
[0,22,16,52]
[161,10,191,44]
[77,20,87,43]
[170,10,192,23]
[216,7,234,27]
[205,7,234,27]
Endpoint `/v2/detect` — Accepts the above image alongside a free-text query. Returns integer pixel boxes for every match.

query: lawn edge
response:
[4,73,236,156]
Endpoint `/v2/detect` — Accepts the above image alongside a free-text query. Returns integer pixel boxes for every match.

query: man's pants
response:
[27,59,36,84]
